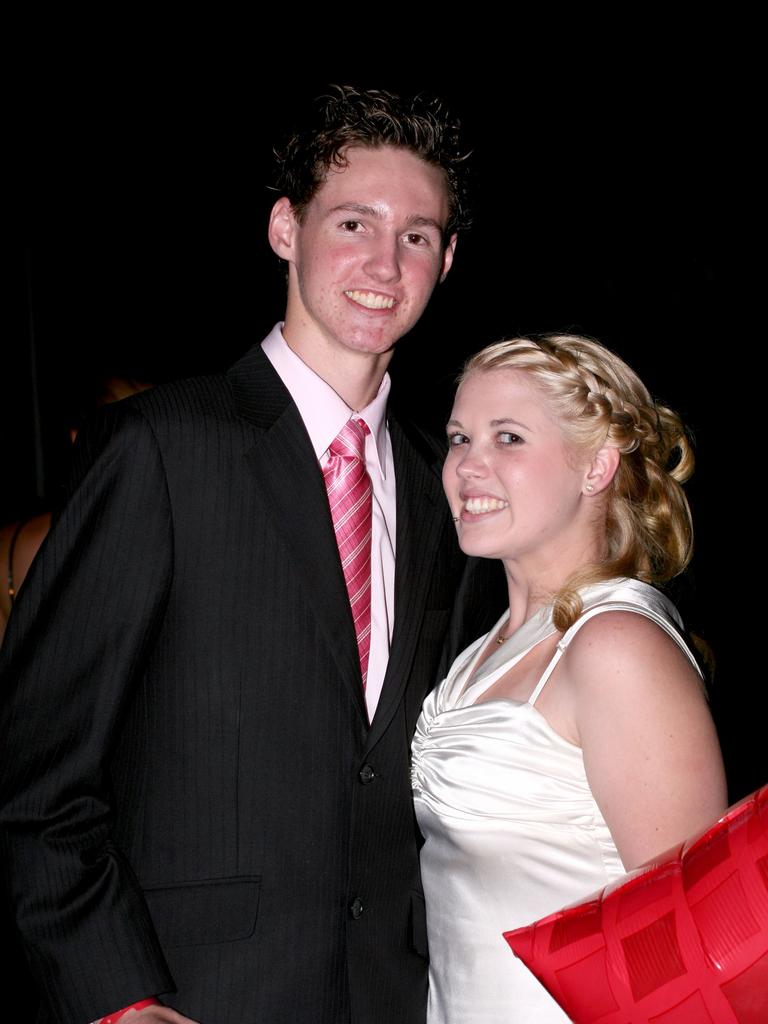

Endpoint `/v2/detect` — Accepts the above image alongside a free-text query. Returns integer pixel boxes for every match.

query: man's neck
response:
[282,331,392,411]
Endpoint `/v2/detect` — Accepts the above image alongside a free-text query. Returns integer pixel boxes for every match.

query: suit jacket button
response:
[349,897,364,919]
[358,764,375,784]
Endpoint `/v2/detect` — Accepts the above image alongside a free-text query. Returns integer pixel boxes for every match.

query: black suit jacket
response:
[0,343,503,1024]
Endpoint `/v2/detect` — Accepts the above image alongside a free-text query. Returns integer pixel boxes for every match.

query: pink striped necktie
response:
[323,418,373,689]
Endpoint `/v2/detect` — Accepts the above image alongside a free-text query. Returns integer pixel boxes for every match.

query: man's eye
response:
[341,220,363,232]
[405,232,428,246]
[498,432,523,444]
[447,432,469,447]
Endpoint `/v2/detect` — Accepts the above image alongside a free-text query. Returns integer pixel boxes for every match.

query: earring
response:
[585,483,595,493]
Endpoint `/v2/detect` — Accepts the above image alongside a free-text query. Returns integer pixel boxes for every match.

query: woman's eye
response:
[447,432,469,448]
[498,432,523,445]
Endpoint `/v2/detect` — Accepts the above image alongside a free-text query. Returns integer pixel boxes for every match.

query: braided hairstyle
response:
[461,334,694,631]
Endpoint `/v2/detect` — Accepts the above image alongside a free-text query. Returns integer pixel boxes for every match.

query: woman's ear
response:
[584,445,620,495]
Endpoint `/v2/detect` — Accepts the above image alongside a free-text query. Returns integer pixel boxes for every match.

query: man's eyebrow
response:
[404,215,445,233]
[329,203,381,218]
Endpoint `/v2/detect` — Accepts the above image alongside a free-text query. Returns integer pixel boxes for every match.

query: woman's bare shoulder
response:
[563,608,701,699]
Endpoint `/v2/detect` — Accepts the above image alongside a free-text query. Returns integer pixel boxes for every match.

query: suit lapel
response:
[365,412,448,752]
[229,345,367,726]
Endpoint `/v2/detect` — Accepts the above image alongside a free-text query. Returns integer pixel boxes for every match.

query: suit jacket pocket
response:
[143,876,261,948]
[409,890,429,962]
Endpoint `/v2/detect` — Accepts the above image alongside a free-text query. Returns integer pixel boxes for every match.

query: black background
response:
[6,45,758,800]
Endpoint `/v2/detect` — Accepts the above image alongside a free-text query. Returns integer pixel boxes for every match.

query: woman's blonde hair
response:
[461,334,694,630]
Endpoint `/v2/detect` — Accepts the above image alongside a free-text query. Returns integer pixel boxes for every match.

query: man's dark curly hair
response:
[273,85,471,238]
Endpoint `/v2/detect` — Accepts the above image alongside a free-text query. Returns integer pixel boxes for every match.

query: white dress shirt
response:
[262,324,396,720]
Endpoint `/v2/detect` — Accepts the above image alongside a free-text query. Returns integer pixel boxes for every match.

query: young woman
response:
[412,334,726,1023]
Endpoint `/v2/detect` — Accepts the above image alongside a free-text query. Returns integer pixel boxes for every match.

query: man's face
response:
[270,145,456,371]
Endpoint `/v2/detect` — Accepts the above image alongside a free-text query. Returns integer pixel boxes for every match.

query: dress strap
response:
[528,597,701,707]
[528,640,567,707]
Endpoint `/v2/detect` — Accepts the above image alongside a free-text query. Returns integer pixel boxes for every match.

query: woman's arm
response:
[566,611,727,871]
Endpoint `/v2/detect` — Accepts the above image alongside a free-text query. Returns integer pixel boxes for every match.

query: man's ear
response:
[584,445,620,495]
[439,233,457,282]
[268,197,298,261]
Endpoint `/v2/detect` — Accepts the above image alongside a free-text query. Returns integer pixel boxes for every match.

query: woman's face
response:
[443,368,597,572]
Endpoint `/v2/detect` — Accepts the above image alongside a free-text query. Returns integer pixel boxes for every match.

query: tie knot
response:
[330,418,368,462]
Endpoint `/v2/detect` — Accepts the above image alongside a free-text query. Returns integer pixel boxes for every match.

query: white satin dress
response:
[412,578,701,1023]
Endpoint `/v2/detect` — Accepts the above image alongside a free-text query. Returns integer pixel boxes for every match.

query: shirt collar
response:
[261,323,391,477]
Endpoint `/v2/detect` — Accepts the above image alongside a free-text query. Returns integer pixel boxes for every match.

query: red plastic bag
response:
[504,785,768,1022]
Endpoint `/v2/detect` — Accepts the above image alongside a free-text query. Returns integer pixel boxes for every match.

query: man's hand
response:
[122,1008,200,1024]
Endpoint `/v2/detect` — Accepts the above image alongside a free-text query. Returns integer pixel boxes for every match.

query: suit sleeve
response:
[0,404,176,1022]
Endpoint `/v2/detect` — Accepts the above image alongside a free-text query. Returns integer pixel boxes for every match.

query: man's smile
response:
[344,289,397,310]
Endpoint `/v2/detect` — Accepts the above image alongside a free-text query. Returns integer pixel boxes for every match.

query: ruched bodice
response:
[412,579,699,1023]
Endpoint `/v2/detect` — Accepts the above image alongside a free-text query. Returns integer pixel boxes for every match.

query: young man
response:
[0,87,500,1024]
